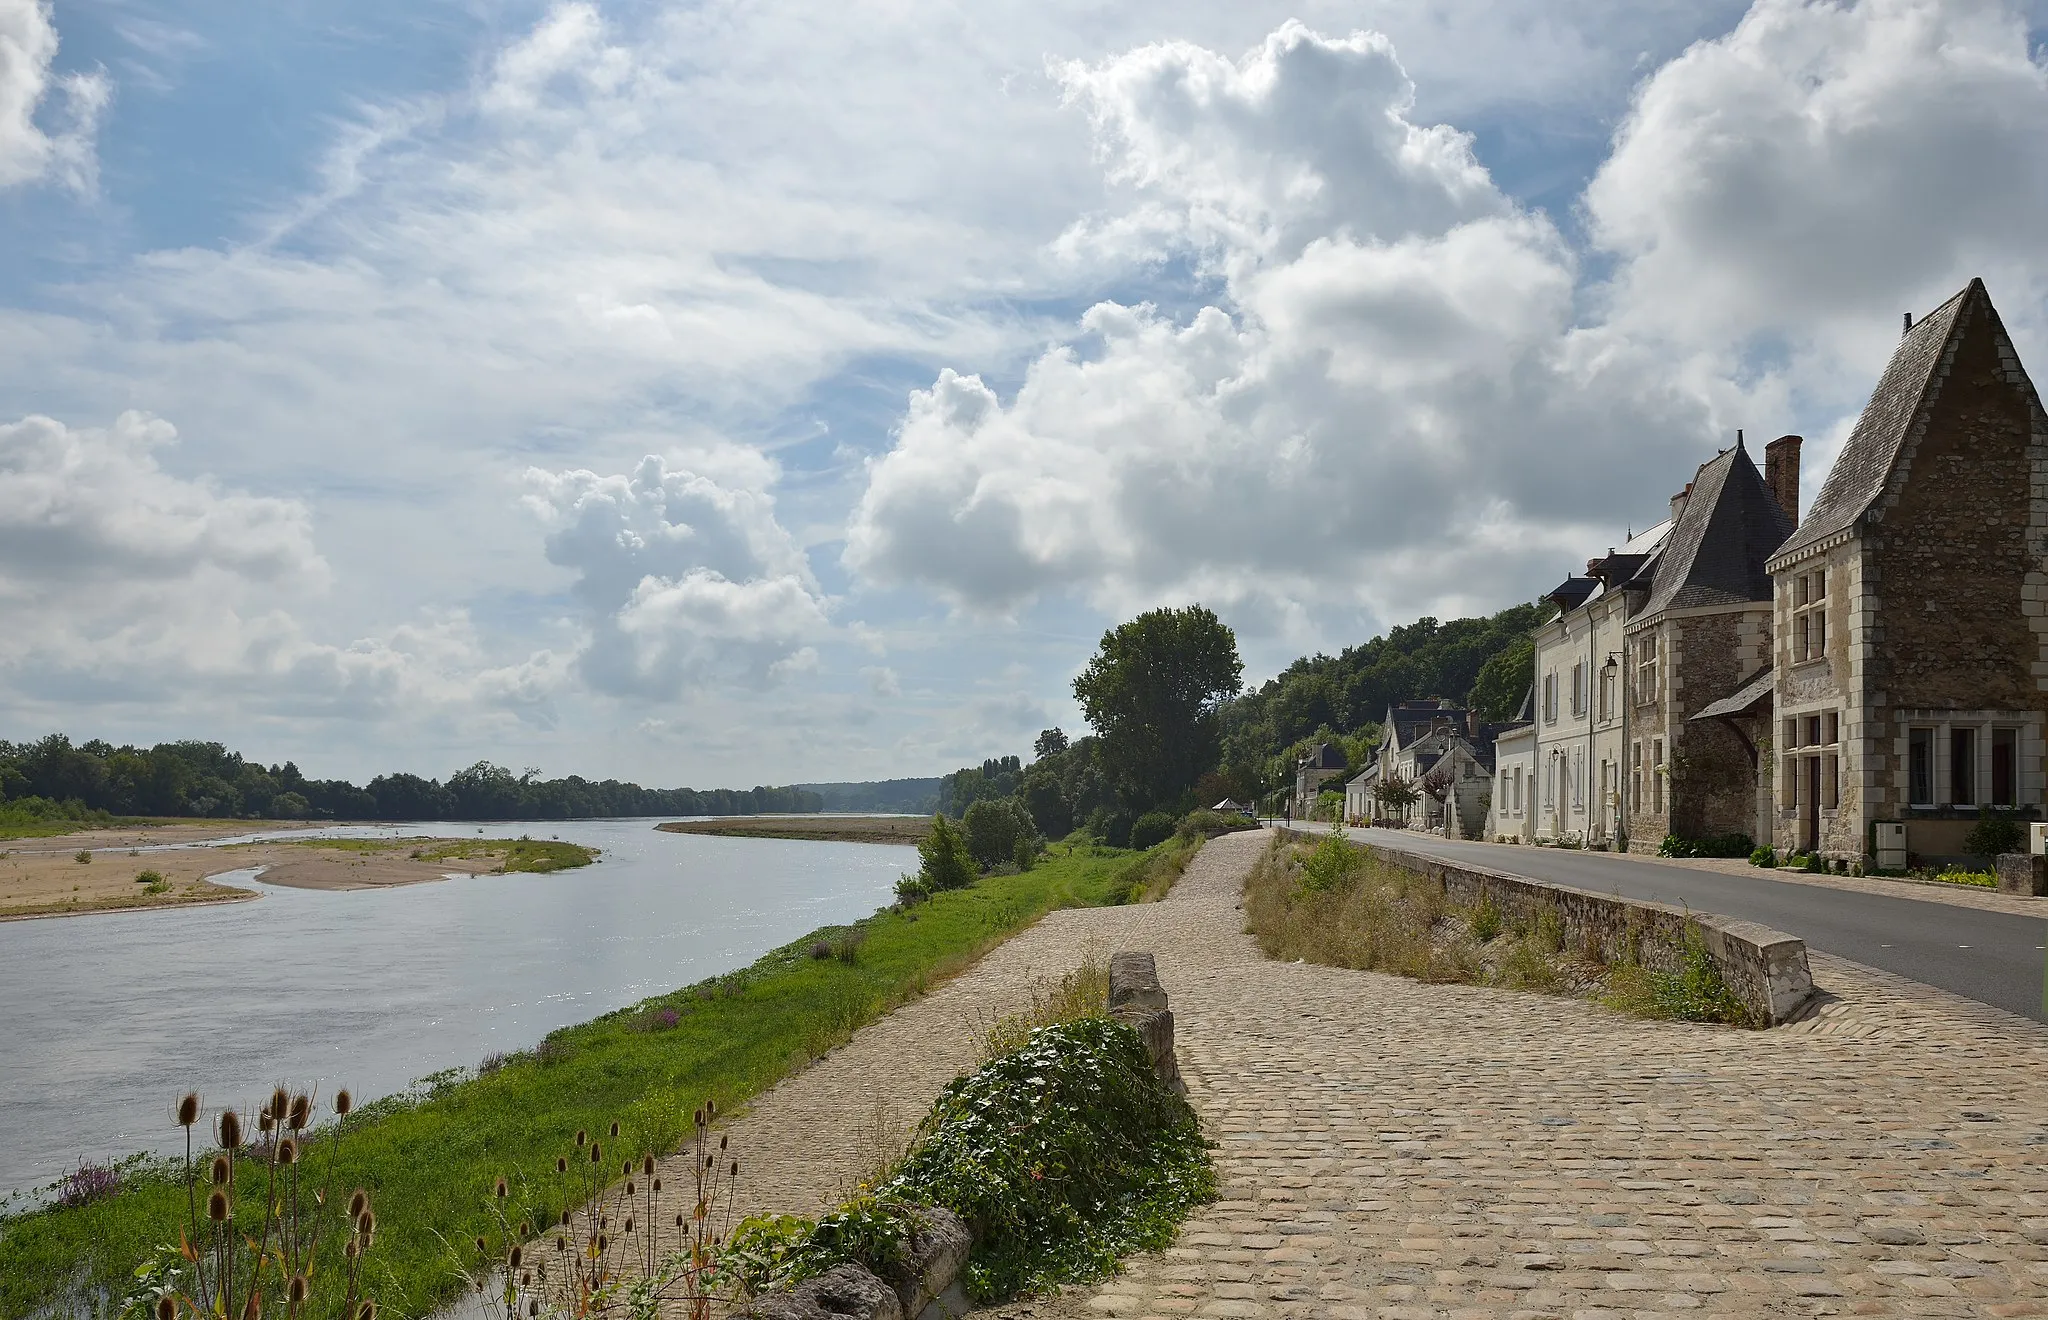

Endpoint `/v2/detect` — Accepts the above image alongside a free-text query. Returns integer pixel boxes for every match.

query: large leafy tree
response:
[1072,605,1244,810]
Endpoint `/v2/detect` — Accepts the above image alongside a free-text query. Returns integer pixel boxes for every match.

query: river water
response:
[0,819,912,1201]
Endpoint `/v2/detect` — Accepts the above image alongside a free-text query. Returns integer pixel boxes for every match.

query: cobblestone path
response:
[678,829,2048,1318]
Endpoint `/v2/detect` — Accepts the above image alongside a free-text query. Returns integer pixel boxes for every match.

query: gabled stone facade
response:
[1757,279,2048,865]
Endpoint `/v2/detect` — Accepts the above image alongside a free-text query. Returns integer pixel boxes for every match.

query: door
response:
[1804,756,1821,853]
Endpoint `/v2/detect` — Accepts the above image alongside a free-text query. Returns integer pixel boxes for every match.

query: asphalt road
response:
[1278,823,2048,1022]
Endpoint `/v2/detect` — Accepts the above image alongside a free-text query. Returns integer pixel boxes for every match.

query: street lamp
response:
[1604,651,1626,852]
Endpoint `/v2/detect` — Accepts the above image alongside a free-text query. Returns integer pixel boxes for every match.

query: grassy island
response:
[0,841,1146,1318]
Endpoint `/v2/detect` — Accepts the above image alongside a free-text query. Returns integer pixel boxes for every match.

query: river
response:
[0,818,913,1201]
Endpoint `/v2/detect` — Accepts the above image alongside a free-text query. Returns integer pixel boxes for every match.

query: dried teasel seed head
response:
[519,1219,532,1238]
[241,1292,261,1320]
[207,1190,229,1222]
[556,1235,568,1251]
[590,1144,601,1164]
[624,1216,634,1234]
[494,1176,508,1199]
[598,1214,608,1230]
[652,1177,661,1193]
[597,1234,608,1252]
[520,1270,532,1288]
[288,1275,309,1304]
[288,1094,310,1131]
[730,1159,739,1177]
[674,1213,684,1228]
[607,1121,619,1139]
[642,1155,655,1176]
[176,1093,201,1127]
[277,1138,297,1166]
[347,1187,368,1218]
[560,1209,572,1227]
[156,1297,176,1320]
[574,1129,586,1147]
[219,1110,242,1150]
[508,1244,523,1268]
[363,1231,375,1251]
[719,1134,728,1151]
[625,1180,635,1196]
[555,1156,567,1174]
[356,1302,377,1320]
[475,1235,487,1254]
[334,1089,352,1116]
[529,1302,539,1318]
[692,1108,703,1128]
[211,1155,231,1185]
[705,1098,716,1116]
[270,1087,290,1121]
[259,1112,275,1135]
[358,1209,377,1235]
[344,1240,359,1260]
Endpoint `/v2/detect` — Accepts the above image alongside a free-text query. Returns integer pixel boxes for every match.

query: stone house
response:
[1489,719,1536,840]
[1712,279,2048,865]
[1291,742,1348,818]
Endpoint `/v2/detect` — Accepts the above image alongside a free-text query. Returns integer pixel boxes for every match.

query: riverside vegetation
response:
[0,835,1189,1318]
[1246,832,1752,1025]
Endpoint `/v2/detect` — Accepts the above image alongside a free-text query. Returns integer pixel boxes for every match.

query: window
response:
[1571,662,1585,717]
[1950,727,1977,806]
[1909,727,1933,805]
[1824,711,1839,745]
[1805,715,1822,748]
[1543,672,1559,724]
[1631,742,1642,812]
[1783,716,1799,749]
[1652,739,1665,813]
[1635,635,1658,704]
[1824,754,1839,811]
[1993,728,2017,807]
[1792,570,1828,661]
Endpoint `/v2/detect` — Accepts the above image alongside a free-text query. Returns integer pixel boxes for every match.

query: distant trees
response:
[963,798,1035,870]
[1467,635,1534,721]
[1073,606,1244,812]
[1033,728,1069,760]
[0,733,823,822]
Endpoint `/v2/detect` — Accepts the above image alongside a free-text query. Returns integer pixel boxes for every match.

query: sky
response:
[2,0,2046,788]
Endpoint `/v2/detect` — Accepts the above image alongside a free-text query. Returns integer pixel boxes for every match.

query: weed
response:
[1468,894,1502,943]
[73,849,91,864]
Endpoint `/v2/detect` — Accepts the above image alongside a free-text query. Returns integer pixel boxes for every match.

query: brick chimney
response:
[1764,434,1802,524]
[1669,482,1693,524]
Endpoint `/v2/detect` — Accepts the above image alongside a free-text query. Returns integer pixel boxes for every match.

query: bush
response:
[1296,831,1363,894]
[1963,806,2027,858]
[1085,806,1133,849]
[1932,867,1997,888]
[1804,852,1827,873]
[1659,833,1753,859]
[964,798,1034,871]
[916,814,978,892]
[1747,845,1778,868]
[1128,812,1177,851]
[1175,809,1256,842]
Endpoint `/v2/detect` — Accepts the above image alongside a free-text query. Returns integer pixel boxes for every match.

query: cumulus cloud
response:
[845,22,1705,621]
[0,0,107,191]
[525,455,830,696]
[1587,0,2048,346]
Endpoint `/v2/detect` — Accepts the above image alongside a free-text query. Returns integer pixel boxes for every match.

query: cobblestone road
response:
[688,829,2048,1319]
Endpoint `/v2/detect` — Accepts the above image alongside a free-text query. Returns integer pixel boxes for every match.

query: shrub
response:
[1963,806,2028,858]
[1468,895,1502,943]
[1296,831,1363,894]
[73,849,91,864]
[1012,835,1039,872]
[1086,807,1133,849]
[1659,833,1753,859]
[1603,924,1753,1025]
[894,873,931,905]
[1128,812,1176,851]
[964,799,1032,870]
[916,815,978,892]
[1804,852,1827,873]
[54,1161,120,1210]
[1747,845,1778,868]
[1933,867,1997,888]
[1175,809,1256,842]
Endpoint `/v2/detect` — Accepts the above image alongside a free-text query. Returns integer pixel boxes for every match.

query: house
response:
[1504,436,1796,850]
[1291,742,1349,818]
[1342,761,1378,824]
[1699,279,2048,865]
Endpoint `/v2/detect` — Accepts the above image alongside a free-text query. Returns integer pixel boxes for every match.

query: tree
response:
[1072,605,1244,810]
[1033,728,1069,761]
[1418,761,1455,804]
[916,814,978,892]
[1019,769,1072,839]
[1372,775,1420,819]
[1468,635,1534,721]
[963,798,1029,870]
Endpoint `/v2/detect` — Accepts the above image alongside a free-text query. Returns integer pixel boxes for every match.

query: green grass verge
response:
[0,843,1140,1319]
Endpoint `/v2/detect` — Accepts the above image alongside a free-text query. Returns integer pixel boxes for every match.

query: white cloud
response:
[525,455,830,696]
[0,0,106,191]
[845,23,1706,622]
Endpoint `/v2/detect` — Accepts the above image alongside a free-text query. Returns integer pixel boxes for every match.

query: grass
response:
[1245,834,1751,1025]
[258,835,599,873]
[1927,867,1998,888]
[0,841,1141,1319]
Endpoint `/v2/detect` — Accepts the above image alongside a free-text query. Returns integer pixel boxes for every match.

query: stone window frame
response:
[1571,661,1586,718]
[1898,712,2042,811]
[1633,634,1659,706]
[1780,705,1843,820]
[1651,738,1665,814]
[1790,569,1828,663]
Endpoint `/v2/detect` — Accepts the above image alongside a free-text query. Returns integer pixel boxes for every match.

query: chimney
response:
[1903,311,1913,336]
[1466,708,1479,738]
[1669,481,1693,524]
[1764,433,1802,524]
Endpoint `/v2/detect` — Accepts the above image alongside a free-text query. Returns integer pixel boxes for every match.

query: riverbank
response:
[0,840,1143,1318]
[657,814,931,844]
[0,833,598,920]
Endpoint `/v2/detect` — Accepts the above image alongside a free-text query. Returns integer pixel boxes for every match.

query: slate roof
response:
[1691,667,1775,722]
[1300,742,1347,770]
[1773,280,1991,561]
[1637,441,1797,618]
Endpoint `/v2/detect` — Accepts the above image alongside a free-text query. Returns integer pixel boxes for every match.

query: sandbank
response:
[655,814,931,844]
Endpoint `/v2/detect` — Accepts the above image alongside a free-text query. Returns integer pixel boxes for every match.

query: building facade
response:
[1742,280,2048,865]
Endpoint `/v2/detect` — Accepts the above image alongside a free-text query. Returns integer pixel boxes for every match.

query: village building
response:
[1341,701,1507,837]
[1290,742,1348,818]
[1696,279,2048,866]
[1488,440,1797,849]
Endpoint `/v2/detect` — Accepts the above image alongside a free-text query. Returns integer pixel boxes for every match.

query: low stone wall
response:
[1108,951,1183,1093]
[1278,830,1816,1025]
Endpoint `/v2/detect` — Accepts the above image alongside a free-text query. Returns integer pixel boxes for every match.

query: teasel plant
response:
[156,1084,374,1319]
[461,1100,741,1320]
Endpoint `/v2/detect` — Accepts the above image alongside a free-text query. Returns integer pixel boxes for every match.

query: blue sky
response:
[2,0,2045,787]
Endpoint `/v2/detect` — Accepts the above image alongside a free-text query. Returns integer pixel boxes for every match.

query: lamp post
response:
[1605,650,1626,852]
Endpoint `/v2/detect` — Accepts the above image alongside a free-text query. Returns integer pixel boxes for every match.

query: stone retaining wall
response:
[1278,830,1816,1025]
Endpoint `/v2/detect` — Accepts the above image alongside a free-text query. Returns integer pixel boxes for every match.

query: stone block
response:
[1111,952,1170,1013]
[1995,854,2048,896]
[880,1205,972,1320]
[745,1263,904,1320]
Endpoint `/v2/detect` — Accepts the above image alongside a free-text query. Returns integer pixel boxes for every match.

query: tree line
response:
[931,600,1541,846]
[0,734,822,822]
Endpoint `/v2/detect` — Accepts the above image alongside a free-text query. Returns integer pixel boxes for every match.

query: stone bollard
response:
[1996,853,2048,896]
[1109,952,1183,1094]
[740,1207,972,1320]
[746,1263,902,1320]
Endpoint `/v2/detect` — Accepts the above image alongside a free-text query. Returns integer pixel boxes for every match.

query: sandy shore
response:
[656,814,931,844]
[0,829,574,921]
